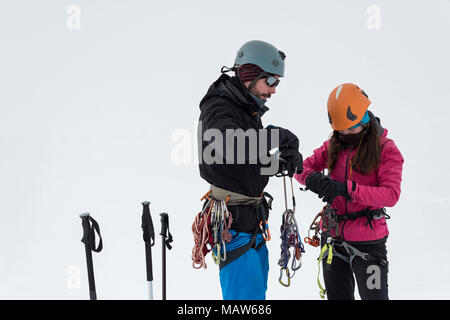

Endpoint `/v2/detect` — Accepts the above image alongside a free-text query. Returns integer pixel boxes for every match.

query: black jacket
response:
[198,74,275,232]
[198,73,273,197]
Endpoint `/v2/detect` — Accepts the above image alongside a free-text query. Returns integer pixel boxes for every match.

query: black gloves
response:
[305,172,351,203]
[266,125,303,177]
[266,125,298,149]
[279,147,303,177]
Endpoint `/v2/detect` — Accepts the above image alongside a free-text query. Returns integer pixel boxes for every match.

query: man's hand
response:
[279,148,303,177]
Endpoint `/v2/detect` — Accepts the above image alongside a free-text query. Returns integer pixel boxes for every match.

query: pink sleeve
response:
[294,141,329,185]
[347,140,404,207]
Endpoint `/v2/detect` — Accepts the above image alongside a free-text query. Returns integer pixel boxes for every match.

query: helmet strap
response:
[246,72,266,93]
[220,65,237,74]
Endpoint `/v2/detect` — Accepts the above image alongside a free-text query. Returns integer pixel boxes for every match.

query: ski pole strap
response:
[141,202,155,246]
[160,213,173,250]
[80,213,103,253]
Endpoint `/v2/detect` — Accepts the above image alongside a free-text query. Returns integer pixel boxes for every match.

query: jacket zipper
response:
[340,147,353,240]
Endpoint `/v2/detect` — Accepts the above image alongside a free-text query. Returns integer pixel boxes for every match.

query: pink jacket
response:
[295,128,404,242]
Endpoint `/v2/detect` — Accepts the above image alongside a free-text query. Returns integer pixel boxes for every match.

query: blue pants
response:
[219,230,269,300]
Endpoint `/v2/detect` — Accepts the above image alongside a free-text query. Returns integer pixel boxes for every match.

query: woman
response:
[295,83,404,300]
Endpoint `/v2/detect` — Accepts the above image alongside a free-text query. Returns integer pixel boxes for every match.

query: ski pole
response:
[141,201,155,300]
[160,212,173,300]
[79,213,103,300]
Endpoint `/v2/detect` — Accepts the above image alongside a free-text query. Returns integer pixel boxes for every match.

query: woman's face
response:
[339,125,364,136]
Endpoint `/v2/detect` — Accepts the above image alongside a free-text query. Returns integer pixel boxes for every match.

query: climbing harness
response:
[304,196,390,299]
[277,170,305,287]
[191,186,271,270]
[312,203,336,299]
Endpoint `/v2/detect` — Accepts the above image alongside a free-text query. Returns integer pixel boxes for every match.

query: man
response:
[197,40,303,299]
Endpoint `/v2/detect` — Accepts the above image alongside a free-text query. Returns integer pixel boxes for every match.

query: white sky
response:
[0,0,449,299]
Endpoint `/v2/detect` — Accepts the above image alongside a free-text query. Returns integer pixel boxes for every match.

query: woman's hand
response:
[305,172,351,203]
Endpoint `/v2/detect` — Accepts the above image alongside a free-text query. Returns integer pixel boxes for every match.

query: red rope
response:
[191,200,214,269]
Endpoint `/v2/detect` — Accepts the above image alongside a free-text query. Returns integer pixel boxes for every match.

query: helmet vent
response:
[335,85,343,99]
[347,106,357,121]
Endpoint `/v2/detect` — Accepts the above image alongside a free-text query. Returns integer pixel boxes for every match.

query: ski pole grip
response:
[141,201,155,246]
[160,212,173,250]
[160,213,169,237]
[79,213,103,252]
[79,213,91,244]
[142,201,151,208]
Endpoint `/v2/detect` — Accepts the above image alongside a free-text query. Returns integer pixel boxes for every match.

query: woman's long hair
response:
[327,118,381,175]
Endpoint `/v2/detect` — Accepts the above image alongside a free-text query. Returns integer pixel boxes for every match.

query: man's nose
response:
[269,86,276,94]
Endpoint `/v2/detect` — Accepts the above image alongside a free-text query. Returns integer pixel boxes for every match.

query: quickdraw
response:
[191,191,232,269]
[277,174,305,287]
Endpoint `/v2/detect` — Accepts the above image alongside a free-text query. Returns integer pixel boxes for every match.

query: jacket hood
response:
[199,74,269,118]
[368,110,386,138]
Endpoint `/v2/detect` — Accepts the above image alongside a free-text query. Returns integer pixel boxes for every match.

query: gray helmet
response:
[234,40,286,77]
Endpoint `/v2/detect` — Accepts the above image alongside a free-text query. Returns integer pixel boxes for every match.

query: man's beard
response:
[250,88,271,100]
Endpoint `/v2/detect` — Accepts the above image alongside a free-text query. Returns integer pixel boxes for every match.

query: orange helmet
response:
[327,83,371,130]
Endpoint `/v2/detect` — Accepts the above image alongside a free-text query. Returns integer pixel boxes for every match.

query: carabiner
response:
[291,248,302,272]
[279,267,291,287]
[201,190,212,201]
[212,243,221,265]
[220,241,227,261]
[259,220,271,241]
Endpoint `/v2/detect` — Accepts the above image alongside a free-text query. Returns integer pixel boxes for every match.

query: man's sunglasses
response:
[263,73,280,87]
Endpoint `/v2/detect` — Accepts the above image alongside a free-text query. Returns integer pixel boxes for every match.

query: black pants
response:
[322,238,389,300]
